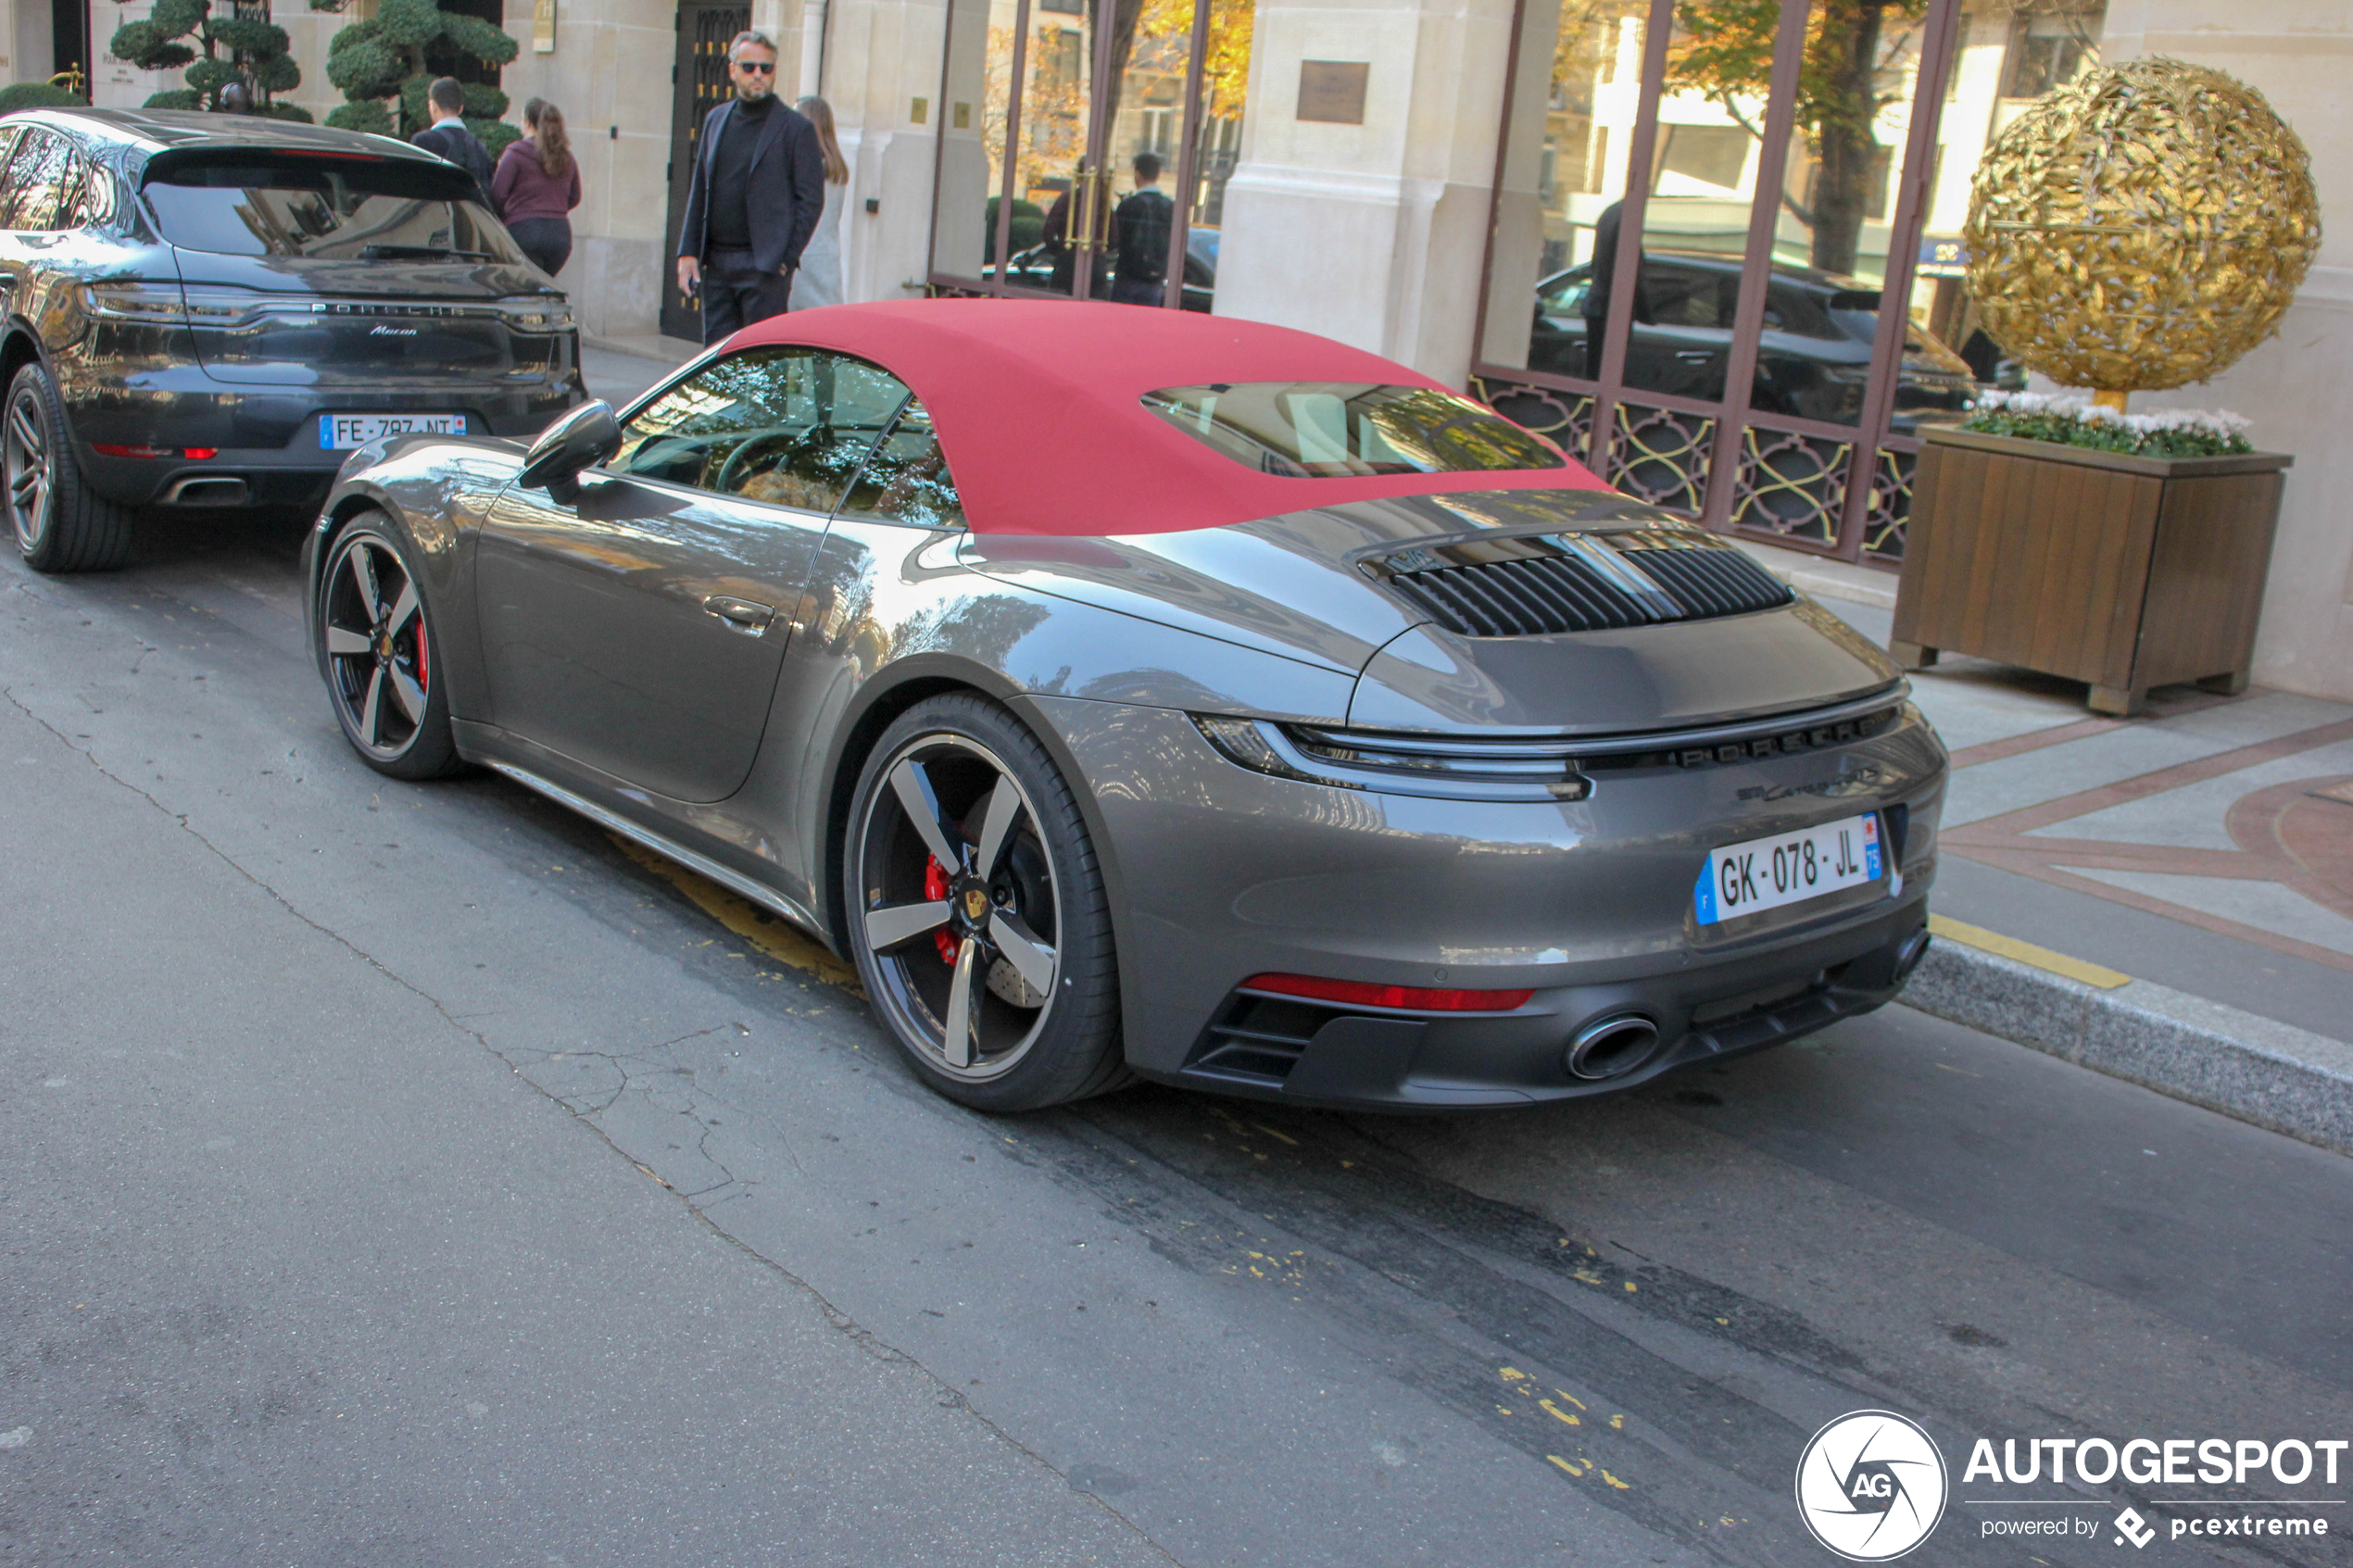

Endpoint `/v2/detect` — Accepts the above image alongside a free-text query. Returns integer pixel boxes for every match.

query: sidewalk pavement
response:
[1743,538,2353,1157]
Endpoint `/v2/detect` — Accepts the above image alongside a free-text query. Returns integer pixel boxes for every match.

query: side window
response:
[1538,269,1590,316]
[2,131,73,232]
[1642,267,1727,331]
[610,345,910,514]
[62,151,112,230]
[840,400,963,530]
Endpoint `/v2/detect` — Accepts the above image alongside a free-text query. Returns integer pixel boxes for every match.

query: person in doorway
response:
[1582,198,1625,380]
[493,97,582,277]
[787,94,848,309]
[1109,151,1174,306]
[410,77,496,203]
[673,30,826,345]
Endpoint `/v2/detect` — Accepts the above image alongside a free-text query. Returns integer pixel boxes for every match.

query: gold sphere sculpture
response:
[1961,56,2321,395]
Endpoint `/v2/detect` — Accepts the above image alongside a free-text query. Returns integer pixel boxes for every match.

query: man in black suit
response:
[673,31,827,345]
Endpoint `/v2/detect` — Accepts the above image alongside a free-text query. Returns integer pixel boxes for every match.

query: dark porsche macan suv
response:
[0,108,585,571]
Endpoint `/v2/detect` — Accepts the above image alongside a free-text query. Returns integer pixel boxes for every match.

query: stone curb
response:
[1900,939,2353,1157]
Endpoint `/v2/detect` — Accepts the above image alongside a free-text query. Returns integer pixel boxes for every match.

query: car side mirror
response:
[520,400,622,503]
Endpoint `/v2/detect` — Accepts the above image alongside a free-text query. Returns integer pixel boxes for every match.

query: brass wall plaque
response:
[912,96,928,124]
[532,0,554,53]
[1296,60,1368,125]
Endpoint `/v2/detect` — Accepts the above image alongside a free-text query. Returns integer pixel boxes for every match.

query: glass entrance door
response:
[928,0,1251,311]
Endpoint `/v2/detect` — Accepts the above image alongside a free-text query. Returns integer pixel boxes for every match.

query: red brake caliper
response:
[414,620,428,693]
[924,855,956,964]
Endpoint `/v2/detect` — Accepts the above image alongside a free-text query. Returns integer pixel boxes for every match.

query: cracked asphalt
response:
[2,484,2350,1564]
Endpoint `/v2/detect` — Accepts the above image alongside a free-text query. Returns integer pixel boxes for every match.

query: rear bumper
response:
[55,356,584,508]
[1030,694,1947,1112]
[1165,899,1931,1110]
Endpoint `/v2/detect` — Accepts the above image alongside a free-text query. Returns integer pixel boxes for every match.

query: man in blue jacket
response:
[673,31,827,345]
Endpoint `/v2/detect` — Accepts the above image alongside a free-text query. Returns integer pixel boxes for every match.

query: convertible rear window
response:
[141,153,522,263]
[1140,383,1564,478]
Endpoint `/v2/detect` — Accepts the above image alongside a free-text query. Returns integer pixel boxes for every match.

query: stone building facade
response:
[2,0,2347,700]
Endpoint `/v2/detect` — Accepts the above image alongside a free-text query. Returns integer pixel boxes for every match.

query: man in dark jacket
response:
[410,77,495,204]
[673,31,827,345]
[1108,152,1173,306]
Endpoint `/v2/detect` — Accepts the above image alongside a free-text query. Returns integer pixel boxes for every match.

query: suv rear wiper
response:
[359,245,502,262]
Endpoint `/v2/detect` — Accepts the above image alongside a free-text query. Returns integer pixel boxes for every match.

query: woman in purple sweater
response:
[492,98,583,278]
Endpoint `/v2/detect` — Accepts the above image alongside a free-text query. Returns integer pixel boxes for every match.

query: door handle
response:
[702,595,775,634]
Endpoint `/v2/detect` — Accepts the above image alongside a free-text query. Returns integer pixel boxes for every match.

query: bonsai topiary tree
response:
[108,0,308,118]
[317,0,518,156]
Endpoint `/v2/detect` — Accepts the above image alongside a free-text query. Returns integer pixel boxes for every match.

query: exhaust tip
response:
[1892,926,1932,985]
[1566,1014,1662,1081]
[162,476,249,507]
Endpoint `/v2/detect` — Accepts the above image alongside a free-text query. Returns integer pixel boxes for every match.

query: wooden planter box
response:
[1890,426,2292,716]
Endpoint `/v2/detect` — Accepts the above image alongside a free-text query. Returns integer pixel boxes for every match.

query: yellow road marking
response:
[608,834,864,993]
[1928,915,2130,990]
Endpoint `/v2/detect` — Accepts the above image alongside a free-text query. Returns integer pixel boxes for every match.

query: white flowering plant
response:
[1959,390,2254,458]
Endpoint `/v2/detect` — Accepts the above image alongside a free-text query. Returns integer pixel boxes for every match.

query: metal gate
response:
[661,0,751,342]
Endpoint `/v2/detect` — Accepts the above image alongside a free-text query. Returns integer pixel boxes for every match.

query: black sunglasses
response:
[734,59,775,72]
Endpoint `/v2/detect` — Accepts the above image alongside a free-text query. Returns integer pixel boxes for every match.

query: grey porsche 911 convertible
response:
[304,299,1944,1113]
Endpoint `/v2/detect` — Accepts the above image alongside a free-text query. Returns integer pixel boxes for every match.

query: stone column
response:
[1213,0,1517,383]
[2098,0,2353,702]
[820,0,946,306]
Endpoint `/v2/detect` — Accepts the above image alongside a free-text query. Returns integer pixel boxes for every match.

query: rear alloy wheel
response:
[847,696,1127,1111]
[319,520,459,779]
[6,363,132,572]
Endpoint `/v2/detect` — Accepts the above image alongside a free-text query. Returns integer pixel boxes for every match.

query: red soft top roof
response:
[720,298,1606,535]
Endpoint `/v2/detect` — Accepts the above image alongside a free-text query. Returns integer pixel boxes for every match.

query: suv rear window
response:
[141,153,522,263]
[1141,383,1565,478]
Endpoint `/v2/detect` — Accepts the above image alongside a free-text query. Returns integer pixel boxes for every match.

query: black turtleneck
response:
[706,93,777,252]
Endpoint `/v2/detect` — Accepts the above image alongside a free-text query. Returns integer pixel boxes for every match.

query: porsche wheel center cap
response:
[961,886,989,924]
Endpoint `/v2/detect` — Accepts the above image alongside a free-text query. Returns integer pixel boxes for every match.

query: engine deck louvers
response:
[1617,543,1792,620]
[1382,555,1657,636]
[1368,528,1793,637]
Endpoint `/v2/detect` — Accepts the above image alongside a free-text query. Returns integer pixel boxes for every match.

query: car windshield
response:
[142,154,523,263]
[1141,383,1565,478]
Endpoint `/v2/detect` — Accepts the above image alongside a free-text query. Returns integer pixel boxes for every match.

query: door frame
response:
[662,0,753,342]
[925,0,1209,310]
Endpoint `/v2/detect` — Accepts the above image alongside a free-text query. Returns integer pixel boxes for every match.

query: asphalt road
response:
[2,458,2349,1563]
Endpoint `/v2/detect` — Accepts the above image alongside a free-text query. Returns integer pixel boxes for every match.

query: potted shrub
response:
[1891,395,2290,715]
[1888,57,2320,716]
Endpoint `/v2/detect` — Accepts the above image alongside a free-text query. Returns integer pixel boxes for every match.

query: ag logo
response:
[1794,1410,1948,1561]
